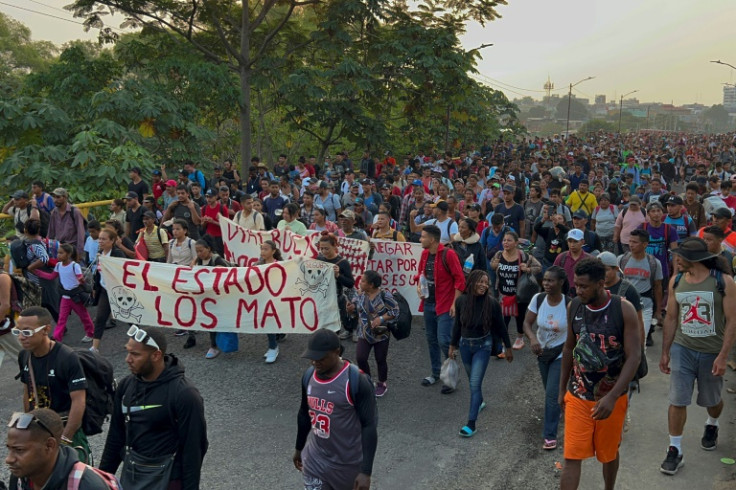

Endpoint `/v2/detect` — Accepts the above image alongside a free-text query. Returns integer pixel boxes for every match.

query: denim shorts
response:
[669,343,724,408]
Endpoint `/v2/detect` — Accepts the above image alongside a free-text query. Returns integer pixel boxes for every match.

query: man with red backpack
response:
[6,409,117,489]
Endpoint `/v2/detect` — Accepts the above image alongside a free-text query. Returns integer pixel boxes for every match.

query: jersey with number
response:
[303,362,362,471]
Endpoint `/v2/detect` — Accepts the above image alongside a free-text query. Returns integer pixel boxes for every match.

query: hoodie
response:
[10,444,109,490]
[450,232,489,273]
[99,355,208,490]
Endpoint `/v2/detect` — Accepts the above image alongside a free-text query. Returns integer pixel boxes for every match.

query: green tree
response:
[555,97,587,121]
[579,119,614,134]
[703,104,730,132]
[0,13,56,95]
[70,0,511,173]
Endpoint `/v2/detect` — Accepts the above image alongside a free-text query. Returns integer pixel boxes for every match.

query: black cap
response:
[302,329,341,360]
[573,209,589,219]
[666,195,683,206]
[124,191,138,200]
[713,207,733,219]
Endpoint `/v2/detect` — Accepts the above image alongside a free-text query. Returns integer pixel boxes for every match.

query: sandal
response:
[542,439,557,450]
[459,426,476,438]
[421,376,437,386]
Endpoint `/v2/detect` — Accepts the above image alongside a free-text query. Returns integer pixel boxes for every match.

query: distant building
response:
[595,95,606,105]
[724,86,736,109]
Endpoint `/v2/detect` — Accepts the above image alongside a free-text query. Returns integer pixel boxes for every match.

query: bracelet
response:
[61,435,73,443]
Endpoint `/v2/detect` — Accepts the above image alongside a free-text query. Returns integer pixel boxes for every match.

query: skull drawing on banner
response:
[109,286,144,324]
[296,260,331,298]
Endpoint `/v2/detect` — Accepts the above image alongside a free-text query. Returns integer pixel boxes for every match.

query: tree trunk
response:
[239,0,252,177]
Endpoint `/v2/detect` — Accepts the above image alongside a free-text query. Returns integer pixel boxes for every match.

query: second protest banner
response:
[365,239,423,314]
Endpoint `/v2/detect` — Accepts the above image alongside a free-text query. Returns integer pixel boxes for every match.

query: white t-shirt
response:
[56,261,82,298]
[424,217,458,244]
[528,293,568,353]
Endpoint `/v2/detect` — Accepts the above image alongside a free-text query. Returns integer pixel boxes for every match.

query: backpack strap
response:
[302,363,361,407]
[535,292,547,311]
[646,254,658,292]
[67,461,87,490]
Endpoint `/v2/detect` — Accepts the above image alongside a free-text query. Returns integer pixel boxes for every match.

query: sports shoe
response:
[375,382,387,397]
[88,346,99,354]
[265,347,279,364]
[351,330,359,343]
[80,335,93,343]
[660,446,684,475]
[512,337,525,350]
[441,385,455,395]
[338,329,351,340]
[701,424,718,451]
[183,336,196,349]
[174,329,187,337]
[205,348,220,359]
[421,375,437,386]
[646,330,654,347]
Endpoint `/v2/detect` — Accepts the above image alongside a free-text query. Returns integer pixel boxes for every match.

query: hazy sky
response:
[3,0,735,106]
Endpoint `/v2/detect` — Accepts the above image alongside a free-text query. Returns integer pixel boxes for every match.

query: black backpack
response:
[10,238,41,269]
[382,290,412,340]
[74,350,116,436]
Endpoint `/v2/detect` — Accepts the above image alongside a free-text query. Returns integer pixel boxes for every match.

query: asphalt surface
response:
[1,312,734,489]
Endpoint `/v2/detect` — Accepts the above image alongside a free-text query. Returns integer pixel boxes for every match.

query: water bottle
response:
[463,254,474,274]
[419,273,429,298]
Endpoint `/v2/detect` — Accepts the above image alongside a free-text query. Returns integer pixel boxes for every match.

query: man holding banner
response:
[416,224,466,394]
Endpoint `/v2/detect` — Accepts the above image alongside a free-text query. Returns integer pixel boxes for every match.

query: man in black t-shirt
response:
[127,167,149,204]
[124,191,145,241]
[15,306,89,462]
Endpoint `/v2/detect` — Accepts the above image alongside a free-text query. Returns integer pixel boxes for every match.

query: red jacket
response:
[416,244,466,316]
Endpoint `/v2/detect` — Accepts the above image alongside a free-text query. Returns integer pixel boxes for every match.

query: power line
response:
[0,0,87,26]
[476,73,567,93]
[0,0,124,32]
[27,0,67,14]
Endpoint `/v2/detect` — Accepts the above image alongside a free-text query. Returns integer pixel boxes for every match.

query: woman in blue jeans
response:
[522,265,569,450]
[448,270,512,437]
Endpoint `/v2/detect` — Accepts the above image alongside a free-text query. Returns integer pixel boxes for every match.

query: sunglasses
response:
[11,325,47,337]
[127,325,161,351]
[8,412,55,438]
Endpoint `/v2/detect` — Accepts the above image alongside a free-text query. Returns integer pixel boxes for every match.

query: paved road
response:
[1,314,734,489]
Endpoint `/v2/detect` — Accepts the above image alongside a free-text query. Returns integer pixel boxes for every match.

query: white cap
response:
[567,229,584,241]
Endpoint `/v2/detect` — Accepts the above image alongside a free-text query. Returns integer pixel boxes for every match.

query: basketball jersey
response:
[303,362,362,473]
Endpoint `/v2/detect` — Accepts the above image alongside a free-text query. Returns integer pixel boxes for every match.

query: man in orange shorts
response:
[558,258,641,490]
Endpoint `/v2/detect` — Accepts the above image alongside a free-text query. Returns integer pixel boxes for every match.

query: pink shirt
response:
[615,207,647,245]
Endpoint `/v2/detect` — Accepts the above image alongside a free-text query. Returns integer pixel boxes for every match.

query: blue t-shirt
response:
[664,215,695,241]
[494,203,525,235]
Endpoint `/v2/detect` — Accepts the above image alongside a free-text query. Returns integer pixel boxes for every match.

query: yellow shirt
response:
[566,190,597,215]
[372,229,406,241]
[141,227,168,259]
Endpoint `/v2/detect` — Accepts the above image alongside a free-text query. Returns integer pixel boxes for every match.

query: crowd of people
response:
[2,130,736,489]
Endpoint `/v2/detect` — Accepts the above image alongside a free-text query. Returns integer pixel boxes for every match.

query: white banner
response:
[220,218,370,286]
[99,256,340,333]
[365,240,423,315]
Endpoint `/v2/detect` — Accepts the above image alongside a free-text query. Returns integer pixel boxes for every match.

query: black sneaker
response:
[174,329,187,337]
[660,446,684,475]
[646,331,654,347]
[701,424,718,451]
[183,336,196,349]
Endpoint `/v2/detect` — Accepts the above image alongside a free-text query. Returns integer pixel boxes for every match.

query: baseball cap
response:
[351,182,360,188]
[339,209,355,220]
[598,251,621,271]
[319,181,328,189]
[205,189,216,197]
[492,183,501,189]
[629,196,641,205]
[301,329,341,361]
[219,186,229,192]
[152,169,162,176]
[51,188,68,198]
[567,229,584,241]
[354,198,364,205]
[502,184,514,193]
[572,209,589,219]
[431,201,449,211]
[507,175,515,182]
[713,207,733,219]
[124,191,138,200]
[165,180,177,187]
[11,190,29,200]
[412,179,423,186]
[666,195,683,206]
[381,184,391,190]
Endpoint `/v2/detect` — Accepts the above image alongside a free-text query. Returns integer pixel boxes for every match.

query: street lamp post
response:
[565,76,595,138]
[711,60,736,71]
[618,89,639,133]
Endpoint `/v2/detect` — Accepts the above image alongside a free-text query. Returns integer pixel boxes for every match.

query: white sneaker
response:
[81,335,93,343]
[89,346,99,354]
[265,348,279,364]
